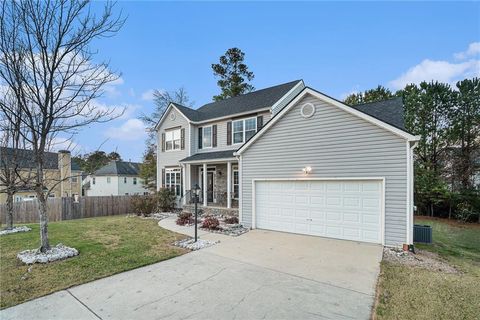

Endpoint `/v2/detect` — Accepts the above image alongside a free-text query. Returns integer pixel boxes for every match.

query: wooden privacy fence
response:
[0,195,139,224]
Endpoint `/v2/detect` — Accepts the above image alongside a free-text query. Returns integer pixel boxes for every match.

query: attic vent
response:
[170,112,176,121]
[301,103,315,118]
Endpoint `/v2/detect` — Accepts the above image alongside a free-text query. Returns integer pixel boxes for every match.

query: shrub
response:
[131,194,157,216]
[176,212,193,226]
[224,216,239,224]
[157,188,176,212]
[201,216,219,230]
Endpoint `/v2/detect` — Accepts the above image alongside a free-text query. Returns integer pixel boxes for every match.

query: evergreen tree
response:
[212,48,255,101]
[344,85,395,105]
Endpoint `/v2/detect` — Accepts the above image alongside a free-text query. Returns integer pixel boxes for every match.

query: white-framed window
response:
[71,176,78,183]
[124,177,127,184]
[92,177,96,185]
[202,126,212,148]
[165,128,181,151]
[133,177,137,185]
[107,177,111,183]
[233,117,256,144]
[233,167,239,199]
[165,168,182,197]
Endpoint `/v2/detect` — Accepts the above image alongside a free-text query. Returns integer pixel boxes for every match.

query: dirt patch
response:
[383,247,459,274]
[85,230,121,249]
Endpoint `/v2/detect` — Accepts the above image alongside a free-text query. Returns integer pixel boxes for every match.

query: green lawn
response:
[0,216,187,309]
[375,217,480,319]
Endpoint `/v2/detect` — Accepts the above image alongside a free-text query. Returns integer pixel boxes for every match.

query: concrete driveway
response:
[1,224,382,320]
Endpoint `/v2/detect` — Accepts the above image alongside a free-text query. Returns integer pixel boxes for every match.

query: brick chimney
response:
[58,150,72,197]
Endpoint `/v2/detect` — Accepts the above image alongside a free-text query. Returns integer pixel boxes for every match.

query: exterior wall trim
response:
[180,157,237,164]
[236,88,420,156]
[270,80,305,113]
[251,177,386,245]
[154,103,192,130]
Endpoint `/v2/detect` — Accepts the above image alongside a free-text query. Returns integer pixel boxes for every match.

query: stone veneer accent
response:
[182,204,238,218]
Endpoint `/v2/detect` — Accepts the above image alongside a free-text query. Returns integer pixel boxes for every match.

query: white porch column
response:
[182,164,187,205]
[203,163,207,206]
[227,161,232,209]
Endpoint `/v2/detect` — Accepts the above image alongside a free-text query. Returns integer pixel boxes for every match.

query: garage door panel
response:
[255,180,383,244]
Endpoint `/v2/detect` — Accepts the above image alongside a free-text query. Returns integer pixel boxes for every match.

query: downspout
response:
[408,140,419,247]
[235,154,243,225]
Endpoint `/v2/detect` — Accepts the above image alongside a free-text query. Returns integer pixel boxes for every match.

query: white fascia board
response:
[236,87,419,155]
[191,108,271,125]
[154,103,192,130]
[270,80,305,112]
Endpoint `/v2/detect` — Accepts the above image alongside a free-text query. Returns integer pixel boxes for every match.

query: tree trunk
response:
[36,165,50,252]
[448,202,452,220]
[5,191,14,230]
[430,203,434,217]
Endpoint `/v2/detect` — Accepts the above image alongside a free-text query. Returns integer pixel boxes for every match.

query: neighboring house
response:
[155,80,420,247]
[0,148,82,203]
[83,160,149,196]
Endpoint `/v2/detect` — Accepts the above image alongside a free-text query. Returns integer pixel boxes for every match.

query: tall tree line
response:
[345,79,480,222]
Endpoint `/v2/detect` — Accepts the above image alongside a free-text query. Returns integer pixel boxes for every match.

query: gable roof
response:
[94,161,141,176]
[236,87,420,155]
[155,80,303,128]
[0,147,81,171]
[350,97,406,131]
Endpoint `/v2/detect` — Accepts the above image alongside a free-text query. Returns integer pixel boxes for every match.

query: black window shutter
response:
[161,168,165,188]
[198,127,203,149]
[212,125,217,147]
[180,128,185,150]
[227,121,232,146]
[161,133,165,152]
[257,116,263,130]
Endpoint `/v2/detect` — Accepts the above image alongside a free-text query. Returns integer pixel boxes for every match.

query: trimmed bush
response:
[131,194,157,216]
[157,188,176,212]
[176,212,193,226]
[224,216,239,224]
[201,216,219,230]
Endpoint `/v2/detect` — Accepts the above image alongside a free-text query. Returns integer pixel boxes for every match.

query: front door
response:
[207,172,214,202]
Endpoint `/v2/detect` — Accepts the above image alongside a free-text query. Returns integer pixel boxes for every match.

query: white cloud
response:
[141,89,156,101]
[389,43,480,90]
[48,137,83,153]
[103,77,125,98]
[90,100,142,120]
[454,42,480,60]
[340,85,361,100]
[104,119,146,141]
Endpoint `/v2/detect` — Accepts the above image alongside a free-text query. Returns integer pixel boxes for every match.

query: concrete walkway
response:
[1,217,383,320]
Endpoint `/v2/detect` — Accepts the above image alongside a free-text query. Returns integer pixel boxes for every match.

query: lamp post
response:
[193,184,200,242]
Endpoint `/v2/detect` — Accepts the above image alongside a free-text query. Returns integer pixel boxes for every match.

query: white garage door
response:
[254,180,383,244]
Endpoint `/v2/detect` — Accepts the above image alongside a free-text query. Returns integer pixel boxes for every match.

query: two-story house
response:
[83,160,150,196]
[156,80,420,248]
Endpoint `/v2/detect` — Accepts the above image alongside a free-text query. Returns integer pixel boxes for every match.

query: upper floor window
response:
[233,117,257,144]
[133,177,137,185]
[71,176,78,183]
[107,177,111,183]
[203,126,212,148]
[124,177,127,184]
[92,177,96,185]
[165,129,181,151]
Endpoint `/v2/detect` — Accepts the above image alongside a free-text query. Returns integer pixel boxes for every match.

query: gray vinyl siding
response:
[241,94,408,246]
[271,81,305,115]
[156,108,190,190]
[192,111,271,154]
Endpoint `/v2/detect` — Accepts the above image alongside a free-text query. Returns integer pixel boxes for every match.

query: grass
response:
[0,215,188,309]
[375,217,480,319]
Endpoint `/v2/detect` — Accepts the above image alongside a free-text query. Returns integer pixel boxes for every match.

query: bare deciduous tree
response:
[0,0,125,252]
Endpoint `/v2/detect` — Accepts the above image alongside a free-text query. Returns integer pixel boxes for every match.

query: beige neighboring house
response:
[0,147,82,203]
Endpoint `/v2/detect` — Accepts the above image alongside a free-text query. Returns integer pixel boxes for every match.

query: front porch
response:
[179,151,239,213]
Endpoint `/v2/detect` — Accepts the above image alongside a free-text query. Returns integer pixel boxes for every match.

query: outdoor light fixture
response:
[302,166,312,175]
[193,184,201,242]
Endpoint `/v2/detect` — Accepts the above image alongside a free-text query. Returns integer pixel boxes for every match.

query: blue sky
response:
[68,1,480,162]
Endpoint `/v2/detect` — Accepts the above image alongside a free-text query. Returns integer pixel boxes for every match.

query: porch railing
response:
[182,190,239,208]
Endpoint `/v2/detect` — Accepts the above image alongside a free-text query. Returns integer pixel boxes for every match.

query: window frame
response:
[232,166,239,200]
[165,168,182,197]
[202,125,213,149]
[133,177,137,185]
[232,117,257,145]
[164,128,181,152]
[107,177,111,183]
[124,177,127,184]
[92,177,96,185]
